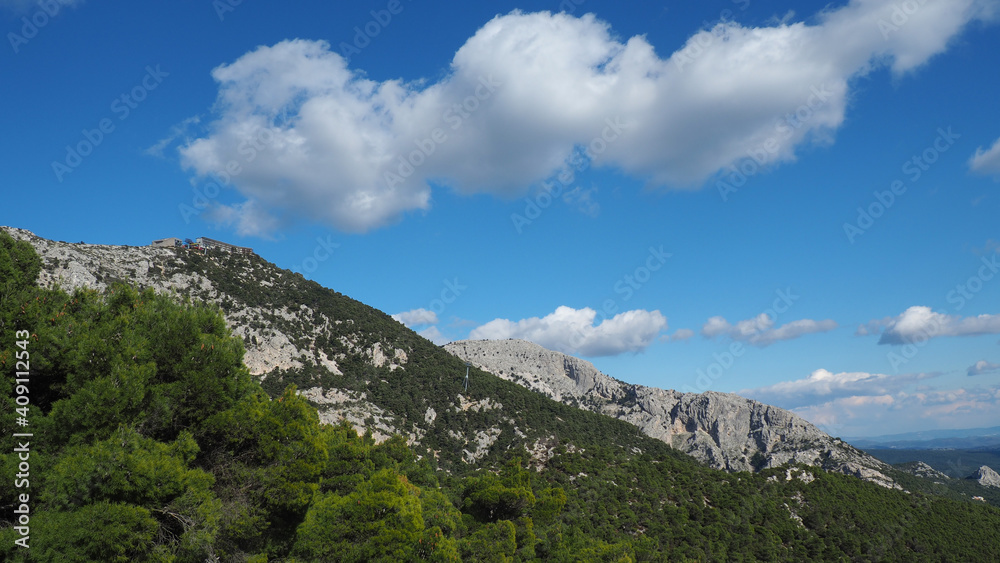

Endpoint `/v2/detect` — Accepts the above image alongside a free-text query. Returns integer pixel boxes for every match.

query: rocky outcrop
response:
[967,465,1000,488]
[899,461,950,482]
[445,338,899,488]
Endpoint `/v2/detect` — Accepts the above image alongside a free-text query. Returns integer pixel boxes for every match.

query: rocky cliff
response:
[968,465,1000,488]
[445,338,899,488]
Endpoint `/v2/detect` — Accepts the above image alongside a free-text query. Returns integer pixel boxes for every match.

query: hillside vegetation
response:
[3,232,1000,561]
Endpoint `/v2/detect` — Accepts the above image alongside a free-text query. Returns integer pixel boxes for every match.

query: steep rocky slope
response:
[445,338,899,488]
[2,227,684,469]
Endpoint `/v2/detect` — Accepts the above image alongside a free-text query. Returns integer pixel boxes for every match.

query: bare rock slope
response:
[969,465,1000,488]
[445,338,898,488]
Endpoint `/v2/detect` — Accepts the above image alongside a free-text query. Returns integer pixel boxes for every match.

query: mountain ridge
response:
[1,226,682,468]
[5,226,895,486]
[445,338,898,488]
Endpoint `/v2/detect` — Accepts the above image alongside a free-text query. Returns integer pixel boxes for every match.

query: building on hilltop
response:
[196,237,253,255]
[151,237,182,248]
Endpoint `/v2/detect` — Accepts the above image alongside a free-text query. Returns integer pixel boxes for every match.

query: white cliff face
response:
[969,465,1000,488]
[445,338,898,488]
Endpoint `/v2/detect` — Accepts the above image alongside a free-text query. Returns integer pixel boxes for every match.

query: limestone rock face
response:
[445,338,898,488]
[900,461,950,481]
[968,465,1000,488]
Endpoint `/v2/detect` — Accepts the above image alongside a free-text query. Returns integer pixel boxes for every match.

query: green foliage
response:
[462,459,536,523]
[293,468,424,561]
[459,520,517,562]
[28,502,168,563]
[0,231,41,319]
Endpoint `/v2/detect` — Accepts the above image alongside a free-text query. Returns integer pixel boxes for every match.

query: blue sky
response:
[3,0,1000,437]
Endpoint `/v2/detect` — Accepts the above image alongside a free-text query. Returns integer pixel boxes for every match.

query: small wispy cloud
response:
[665,328,695,342]
[968,360,1000,376]
[146,116,201,158]
[970,136,1000,176]
[702,314,837,347]
[392,308,439,327]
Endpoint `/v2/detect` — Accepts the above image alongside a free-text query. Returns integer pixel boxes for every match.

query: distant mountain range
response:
[846,426,1000,450]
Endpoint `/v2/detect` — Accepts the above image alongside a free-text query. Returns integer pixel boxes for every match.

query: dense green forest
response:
[3,232,1000,561]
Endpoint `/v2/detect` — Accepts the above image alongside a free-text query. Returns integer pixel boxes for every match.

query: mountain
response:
[6,227,1000,561]
[444,338,897,488]
[4,227,892,485]
[969,466,1000,488]
[1,227,686,467]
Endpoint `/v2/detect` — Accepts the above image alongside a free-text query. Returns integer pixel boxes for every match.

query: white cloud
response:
[970,136,1000,175]
[870,306,1000,345]
[668,328,695,342]
[702,313,837,347]
[968,360,1000,376]
[202,200,280,238]
[179,2,997,233]
[793,386,1000,438]
[741,368,937,409]
[855,317,893,336]
[469,305,667,357]
[418,325,450,346]
[392,308,439,327]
